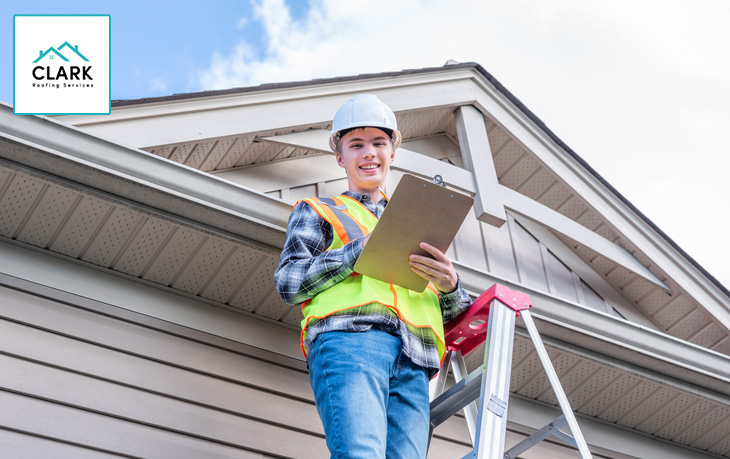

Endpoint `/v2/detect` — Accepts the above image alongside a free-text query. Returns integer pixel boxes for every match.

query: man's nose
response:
[361,144,376,157]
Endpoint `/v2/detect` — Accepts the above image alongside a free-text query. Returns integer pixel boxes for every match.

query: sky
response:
[2,0,729,290]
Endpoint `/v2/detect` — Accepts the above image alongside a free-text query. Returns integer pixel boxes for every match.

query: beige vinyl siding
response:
[0,280,472,458]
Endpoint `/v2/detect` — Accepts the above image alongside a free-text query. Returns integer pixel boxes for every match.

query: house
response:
[33,47,69,63]
[57,41,89,61]
[1,62,729,458]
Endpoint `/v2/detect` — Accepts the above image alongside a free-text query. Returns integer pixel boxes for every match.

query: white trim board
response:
[259,129,477,194]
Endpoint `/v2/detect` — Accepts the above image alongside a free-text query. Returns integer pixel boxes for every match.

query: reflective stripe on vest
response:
[297,195,445,361]
[312,196,370,246]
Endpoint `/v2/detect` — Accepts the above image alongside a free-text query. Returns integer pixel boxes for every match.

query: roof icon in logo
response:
[33,41,89,63]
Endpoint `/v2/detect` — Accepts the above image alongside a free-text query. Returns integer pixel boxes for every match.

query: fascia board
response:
[259,129,477,194]
[57,69,484,148]
[62,68,481,126]
[453,260,730,398]
[0,107,290,251]
[466,72,730,320]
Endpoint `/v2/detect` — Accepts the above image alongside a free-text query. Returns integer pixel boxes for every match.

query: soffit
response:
[466,332,730,457]
[0,160,299,328]
[141,106,459,172]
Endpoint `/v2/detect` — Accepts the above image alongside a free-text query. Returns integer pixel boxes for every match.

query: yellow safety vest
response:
[298,195,446,361]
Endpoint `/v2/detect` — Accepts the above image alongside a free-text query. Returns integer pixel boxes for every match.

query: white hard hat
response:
[329,94,402,151]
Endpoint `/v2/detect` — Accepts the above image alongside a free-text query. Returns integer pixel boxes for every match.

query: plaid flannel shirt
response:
[274,190,472,370]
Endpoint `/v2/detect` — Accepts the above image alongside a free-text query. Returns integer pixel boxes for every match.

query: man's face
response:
[336,127,395,197]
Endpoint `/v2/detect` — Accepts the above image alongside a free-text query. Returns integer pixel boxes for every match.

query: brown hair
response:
[334,127,394,153]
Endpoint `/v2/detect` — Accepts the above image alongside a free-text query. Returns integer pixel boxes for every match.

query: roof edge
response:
[105,62,728,298]
[467,62,730,300]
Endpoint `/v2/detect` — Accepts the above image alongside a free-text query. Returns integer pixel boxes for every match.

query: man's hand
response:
[409,242,458,293]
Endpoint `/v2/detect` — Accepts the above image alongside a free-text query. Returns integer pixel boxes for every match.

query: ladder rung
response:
[429,365,484,428]
[504,416,572,459]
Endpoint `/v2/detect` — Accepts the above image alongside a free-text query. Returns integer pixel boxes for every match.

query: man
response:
[274,94,471,458]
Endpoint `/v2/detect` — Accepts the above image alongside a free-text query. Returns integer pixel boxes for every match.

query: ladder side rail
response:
[427,350,454,454]
[430,350,453,401]
[451,351,479,444]
[520,309,593,458]
[473,299,516,458]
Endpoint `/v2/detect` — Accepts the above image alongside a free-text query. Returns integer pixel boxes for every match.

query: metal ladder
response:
[428,283,593,458]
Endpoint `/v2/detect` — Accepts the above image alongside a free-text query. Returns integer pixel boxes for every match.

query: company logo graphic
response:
[32,41,92,83]
[34,41,89,62]
[14,15,110,115]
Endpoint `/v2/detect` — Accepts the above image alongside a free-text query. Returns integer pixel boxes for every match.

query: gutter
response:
[0,103,290,253]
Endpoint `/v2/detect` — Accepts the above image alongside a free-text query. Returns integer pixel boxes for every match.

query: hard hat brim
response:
[329,126,402,151]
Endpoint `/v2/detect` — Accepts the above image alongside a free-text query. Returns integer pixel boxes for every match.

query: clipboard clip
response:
[432,175,445,187]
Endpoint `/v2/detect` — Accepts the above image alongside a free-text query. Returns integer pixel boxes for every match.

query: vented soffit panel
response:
[0,105,290,252]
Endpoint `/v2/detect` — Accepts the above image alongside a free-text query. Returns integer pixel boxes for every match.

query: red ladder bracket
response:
[444,283,532,356]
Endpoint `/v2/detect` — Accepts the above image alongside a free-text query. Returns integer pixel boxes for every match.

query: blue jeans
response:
[308,329,430,459]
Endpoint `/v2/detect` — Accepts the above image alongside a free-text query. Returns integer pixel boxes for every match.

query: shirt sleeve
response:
[274,201,364,306]
[439,275,472,323]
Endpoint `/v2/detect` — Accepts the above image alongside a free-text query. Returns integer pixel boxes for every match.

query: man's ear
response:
[335,153,345,168]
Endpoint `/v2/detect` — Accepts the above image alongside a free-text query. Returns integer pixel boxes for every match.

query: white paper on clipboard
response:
[353,174,474,292]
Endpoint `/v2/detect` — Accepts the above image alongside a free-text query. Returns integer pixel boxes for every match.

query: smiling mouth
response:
[359,164,380,170]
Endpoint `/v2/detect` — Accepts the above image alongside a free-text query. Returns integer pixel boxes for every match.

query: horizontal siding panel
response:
[0,321,322,436]
[0,354,326,458]
[0,428,122,459]
[0,284,474,457]
[0,390,269,459]
[432,414,472,446]
[0,285,312,400]
[428,436,472,458]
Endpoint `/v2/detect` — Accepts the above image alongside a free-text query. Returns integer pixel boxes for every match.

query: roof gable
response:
[57,63,730,353]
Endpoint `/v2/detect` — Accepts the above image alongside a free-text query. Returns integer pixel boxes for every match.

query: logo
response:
[32,41,92,84]
[14,15,110,115]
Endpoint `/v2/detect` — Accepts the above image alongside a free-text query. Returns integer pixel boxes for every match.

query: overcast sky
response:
[3,0,729,289]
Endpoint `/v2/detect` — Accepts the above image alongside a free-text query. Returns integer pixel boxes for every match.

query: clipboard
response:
[353,174,474,292]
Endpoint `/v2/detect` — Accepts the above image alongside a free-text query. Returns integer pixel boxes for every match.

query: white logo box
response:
[14,15,110,115]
